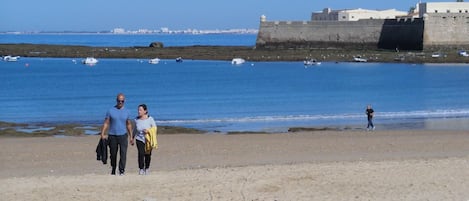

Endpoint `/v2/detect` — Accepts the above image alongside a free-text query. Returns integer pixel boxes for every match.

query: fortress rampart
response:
[256,13,469,50]
[422,13,469,50]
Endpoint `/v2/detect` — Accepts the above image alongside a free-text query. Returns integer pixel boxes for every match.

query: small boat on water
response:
[82,57,98,65]
[3,55,20,62]
[303,59,321,66]
[148,58,160,64]
[458,50,469,57]
[353,56,367,62]
[231,58,245,65]
[431,53,442,58]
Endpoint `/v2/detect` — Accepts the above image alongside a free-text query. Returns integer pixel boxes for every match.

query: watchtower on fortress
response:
[419,2,469,49]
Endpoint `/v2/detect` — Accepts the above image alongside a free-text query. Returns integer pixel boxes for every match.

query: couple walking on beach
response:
[100,93,157,175]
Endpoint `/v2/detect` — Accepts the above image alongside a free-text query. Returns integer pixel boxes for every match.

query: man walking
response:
[100,93,133,175]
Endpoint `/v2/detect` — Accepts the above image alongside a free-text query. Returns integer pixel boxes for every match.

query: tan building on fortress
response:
[312,8,408,21]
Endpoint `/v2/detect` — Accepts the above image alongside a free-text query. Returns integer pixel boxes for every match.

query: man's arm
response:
[126,119,133,142]
[100,118,110,139]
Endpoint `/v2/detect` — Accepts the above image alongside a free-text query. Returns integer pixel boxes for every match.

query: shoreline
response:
[2,43,469,63]
[2,117,469,137]
[0,121,205,137]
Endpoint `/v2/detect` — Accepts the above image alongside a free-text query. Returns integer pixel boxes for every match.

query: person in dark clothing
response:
[366,105,375,131]
[100,93,133,175]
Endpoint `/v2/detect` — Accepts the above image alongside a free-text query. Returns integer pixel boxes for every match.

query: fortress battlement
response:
[257,6,469,50]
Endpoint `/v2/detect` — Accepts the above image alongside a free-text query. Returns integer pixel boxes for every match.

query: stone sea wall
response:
[256,20,384,49]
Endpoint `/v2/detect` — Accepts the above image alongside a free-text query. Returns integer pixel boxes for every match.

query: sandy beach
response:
[1,130,469,200]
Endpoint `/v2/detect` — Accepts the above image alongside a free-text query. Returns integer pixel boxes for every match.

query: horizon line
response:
[0,28,259,34]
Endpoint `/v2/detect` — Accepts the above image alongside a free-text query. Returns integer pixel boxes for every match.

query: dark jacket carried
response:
[96,138,108,164]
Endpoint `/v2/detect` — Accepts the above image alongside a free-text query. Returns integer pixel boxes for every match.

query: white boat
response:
[458,50,469,57]
[303,59,321,66]
[431,53,442,58]
[353,56,367,62]
[82,57,98,65]
[231,58,245,65]
[148,58,160,64]
[3,55,20,62]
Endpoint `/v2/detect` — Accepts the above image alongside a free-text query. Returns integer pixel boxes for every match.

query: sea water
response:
[0,33,257,47]
[2,58,469,132]
[2,34,469,132]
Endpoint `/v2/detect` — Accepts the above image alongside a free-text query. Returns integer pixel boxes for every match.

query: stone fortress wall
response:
[256,3,469,50]
[256,18,424,50]
[422,13,469,50]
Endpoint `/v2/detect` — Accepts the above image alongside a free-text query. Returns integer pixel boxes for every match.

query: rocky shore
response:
[0,121,204,137]
[2,43,469,63]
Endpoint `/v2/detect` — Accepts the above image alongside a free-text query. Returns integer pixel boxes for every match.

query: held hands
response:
[129,129,148,146]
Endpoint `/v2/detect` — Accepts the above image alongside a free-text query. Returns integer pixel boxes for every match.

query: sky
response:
[0,0,457,32]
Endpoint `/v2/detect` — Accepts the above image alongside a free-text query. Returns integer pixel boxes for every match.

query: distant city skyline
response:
[1,27,259,35]
[0,0,458,32]
[110,27,259,34]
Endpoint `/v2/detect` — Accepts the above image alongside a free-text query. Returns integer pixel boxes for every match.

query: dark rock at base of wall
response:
[423,45,469,52]
[256,41,378,50]
[149,42,164,48]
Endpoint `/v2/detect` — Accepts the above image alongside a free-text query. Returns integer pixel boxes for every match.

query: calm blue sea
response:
[0,33,257,47]
[1,34,469,132]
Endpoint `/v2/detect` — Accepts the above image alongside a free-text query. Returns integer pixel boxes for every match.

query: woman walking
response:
[132,104,157,175]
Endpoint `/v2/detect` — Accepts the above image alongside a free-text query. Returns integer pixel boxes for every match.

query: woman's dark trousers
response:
[136,140,152,170]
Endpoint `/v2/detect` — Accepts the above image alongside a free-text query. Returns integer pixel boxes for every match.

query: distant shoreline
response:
[0,30,258,35]
[2,43,469,63]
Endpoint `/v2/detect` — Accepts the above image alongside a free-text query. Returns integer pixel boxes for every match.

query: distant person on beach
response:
[131,104,157,175]
[100,93,133,175]
[366,105,375,131]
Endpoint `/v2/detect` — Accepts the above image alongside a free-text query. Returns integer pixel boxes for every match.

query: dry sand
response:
[1,130,469,200]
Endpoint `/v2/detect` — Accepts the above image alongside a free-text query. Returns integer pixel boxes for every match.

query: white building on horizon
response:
[160,27,170,33]
[112,28,126,34]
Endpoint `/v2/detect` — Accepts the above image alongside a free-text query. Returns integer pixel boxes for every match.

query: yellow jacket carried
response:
[145,126,158,154]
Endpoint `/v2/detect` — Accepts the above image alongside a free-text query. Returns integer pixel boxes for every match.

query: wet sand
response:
[1,130,469,200]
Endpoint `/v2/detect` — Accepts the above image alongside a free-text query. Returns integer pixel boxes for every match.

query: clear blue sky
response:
[0,0,454,32]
